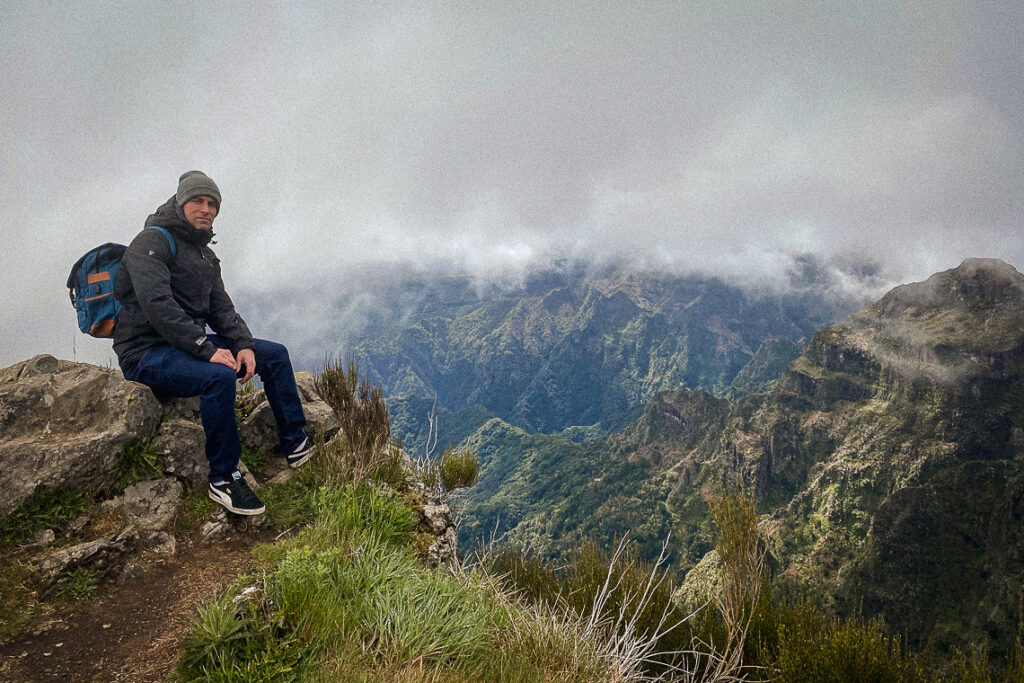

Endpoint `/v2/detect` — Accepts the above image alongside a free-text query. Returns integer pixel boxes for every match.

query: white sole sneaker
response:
[208,482,266,515]
[286,437,312,469]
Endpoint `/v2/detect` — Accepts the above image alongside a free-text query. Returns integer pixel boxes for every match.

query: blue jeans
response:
[123,335,307,483]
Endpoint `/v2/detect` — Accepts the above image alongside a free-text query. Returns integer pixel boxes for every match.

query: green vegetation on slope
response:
[444,259,1024,668]
[351,268,846,436]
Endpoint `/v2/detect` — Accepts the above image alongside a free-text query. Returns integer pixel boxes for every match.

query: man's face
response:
[182,196,219,230]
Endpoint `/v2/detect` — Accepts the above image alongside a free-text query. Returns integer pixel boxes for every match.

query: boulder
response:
[0,355,163,515]
[160,396,202,421]
[121,477,183,532]
[0,355,341,522]
[152,418,207,487]
[413,488,460,571]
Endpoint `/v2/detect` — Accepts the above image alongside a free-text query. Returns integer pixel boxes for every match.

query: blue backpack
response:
[66,226,176,337]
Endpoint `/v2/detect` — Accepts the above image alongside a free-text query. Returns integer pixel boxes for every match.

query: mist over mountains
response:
[251,255,1024,658]
[241,254,880,432]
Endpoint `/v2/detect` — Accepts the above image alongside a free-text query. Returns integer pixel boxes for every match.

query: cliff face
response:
[706,258,1024,652]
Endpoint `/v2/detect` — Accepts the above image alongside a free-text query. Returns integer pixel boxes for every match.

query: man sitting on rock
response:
[113,170,312,516]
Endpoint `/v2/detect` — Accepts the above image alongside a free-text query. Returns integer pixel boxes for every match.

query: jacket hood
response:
[144,196,215,246]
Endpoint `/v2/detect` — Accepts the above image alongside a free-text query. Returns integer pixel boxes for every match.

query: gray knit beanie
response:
[175,170,221,208]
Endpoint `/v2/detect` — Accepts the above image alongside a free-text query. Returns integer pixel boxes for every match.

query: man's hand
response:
[236,348,256,383]
[210,348,238,371]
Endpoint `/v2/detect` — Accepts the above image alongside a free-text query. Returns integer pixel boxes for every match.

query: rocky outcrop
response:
[122,478,183,532]
[0,355,163,515]
[151,416,208,487]
[691,258,1024,651]
[1,353,462,567]
[420,503,459,570]
[455,258,1024,657]
[0,357,345,504]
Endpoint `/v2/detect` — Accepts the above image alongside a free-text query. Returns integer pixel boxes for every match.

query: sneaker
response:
[285,434,313,469]
[208,471,265,515]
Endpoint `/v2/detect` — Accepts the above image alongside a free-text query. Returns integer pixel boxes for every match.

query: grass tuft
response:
[437,447,479,492]
[309,357,408,490]
[240,445,269,475]
[0,488,88,544]
[182,479,631,681]
[112,437,162,489]
[55,567,100,603]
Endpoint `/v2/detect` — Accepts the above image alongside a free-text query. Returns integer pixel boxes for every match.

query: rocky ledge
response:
[0,355,461,598]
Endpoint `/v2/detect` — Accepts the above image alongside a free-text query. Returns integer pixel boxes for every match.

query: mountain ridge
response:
[453,258,1024,656]
[343,264,864,440]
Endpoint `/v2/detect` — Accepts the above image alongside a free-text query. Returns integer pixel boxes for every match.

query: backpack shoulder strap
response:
[145,226,177,257]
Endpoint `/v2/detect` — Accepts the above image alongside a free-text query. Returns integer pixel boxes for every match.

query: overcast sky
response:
[2,1,1022,368]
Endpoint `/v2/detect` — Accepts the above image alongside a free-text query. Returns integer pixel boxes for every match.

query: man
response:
[114,171,311,515]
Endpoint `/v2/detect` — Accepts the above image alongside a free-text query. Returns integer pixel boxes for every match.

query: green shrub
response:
[183,480,624,681]
[234,380,262,423]
[311,483,418,549]
[176,586,315,682]
[174,488,218,533]
[305,359,411,491]
[487,545,562,605]
[1008,631,1024,682]
[438,447,479,492]
[0,558,35,642]
[484,536,694,678]
[707,488,764,635]
[258,481,317,529]
[315,358,391,455]
[775,601,922,682]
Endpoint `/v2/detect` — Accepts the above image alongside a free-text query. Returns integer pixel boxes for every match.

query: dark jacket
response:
[113,197,254,371]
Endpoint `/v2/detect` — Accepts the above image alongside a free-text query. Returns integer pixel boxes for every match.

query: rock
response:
[232,585,263,604]
[238,374,341,454]
[121,477,183,532]
[160,396,202,420]
[0,355,163,515]
[199,505,265,537]
[421,504,452,535]
[427,526,459,571]
[67,515,89,534]
[1,356,340,510]
[415,493,459,571]
[145,531,176,555]
[230,510,266,532]
[237,461,256,487]
[36,527,139,596]
[152,418,207,487]
[267,468,296,485]
[30,528,56,549]
[200,519,230,540]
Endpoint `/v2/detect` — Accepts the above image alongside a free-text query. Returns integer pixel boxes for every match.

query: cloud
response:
[2,1,1022,367]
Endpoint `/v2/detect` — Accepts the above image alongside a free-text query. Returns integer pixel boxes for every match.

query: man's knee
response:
[255,339,290,364]
[204,363,239,394]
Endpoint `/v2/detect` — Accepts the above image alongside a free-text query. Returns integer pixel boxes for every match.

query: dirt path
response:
[0,537,256,682]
